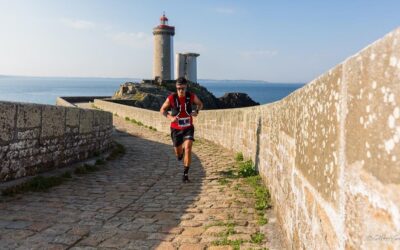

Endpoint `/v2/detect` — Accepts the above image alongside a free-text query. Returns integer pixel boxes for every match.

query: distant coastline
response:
[0,75,304,105]
[0,75,304,85]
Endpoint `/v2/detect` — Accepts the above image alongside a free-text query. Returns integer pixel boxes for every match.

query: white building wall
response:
[186,56,198,83]
[175,53,199,83]
[175,53,185,80]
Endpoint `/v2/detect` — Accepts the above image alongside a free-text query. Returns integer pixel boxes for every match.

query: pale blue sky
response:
[0,0,399,82]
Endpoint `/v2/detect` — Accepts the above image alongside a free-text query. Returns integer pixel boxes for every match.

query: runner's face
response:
[176,85,187,96]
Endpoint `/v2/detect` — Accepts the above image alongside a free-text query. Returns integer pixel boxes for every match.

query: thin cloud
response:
[214,7,235,14]
[110,32,151,49]
[60,18,96,30]
[240,50,278,58]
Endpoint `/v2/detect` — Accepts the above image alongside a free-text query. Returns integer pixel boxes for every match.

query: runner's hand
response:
[170,116,178,122]
[191,111,198,117]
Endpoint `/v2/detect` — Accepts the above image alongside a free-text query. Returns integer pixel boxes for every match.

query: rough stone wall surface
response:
[0,102,113,182]
[56,96,111,107]
[93,28,400,249]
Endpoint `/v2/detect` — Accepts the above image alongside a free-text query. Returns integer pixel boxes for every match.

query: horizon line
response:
[0,74,305,84]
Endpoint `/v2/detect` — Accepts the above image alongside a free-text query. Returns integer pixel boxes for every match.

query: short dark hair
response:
[176,77,188,85]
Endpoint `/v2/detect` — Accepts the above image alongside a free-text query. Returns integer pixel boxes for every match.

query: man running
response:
[160,77,203,182]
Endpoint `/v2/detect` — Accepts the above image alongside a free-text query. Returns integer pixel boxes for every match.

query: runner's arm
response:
[160,98,177,122]
[193,95,203,113]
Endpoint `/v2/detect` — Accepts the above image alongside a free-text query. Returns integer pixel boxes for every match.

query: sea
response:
[0,76,304,105]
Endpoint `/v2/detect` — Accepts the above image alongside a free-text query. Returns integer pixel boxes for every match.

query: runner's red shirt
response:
[168,93,195,130]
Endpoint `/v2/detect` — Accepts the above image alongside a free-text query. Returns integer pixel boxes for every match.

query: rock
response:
[112,82,170,111]
[218,93,260,108]
[111,80,259,111]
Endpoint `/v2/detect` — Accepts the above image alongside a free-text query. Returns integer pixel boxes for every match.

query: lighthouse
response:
[153,13,175,81]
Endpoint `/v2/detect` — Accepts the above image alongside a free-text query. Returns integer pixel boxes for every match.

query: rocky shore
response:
[111,80,259,111]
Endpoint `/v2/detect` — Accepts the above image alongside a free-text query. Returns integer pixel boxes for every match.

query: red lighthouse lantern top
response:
[160,12,169,25]
[154,12,174,32]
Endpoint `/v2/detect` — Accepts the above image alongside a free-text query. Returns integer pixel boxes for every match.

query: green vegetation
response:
[124,116,158,131]
[148,126,157,131]
[219,168,236,179]
[74,164,98,175]
[238,160,258,177]
[2,141,126,197]
[251,232,265,243]
[218,178,230,185]
[208,220,266,248]
[258,216,268,225]
[245,176,272,211]
[205,220,235,231]
[211,151,272,248]
[212,238,244,250]
[235,152,244,162]
[106,142,126,161]
[133,92,146,101]
[207,221,241,249]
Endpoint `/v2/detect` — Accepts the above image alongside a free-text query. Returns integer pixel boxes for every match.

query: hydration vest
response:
[170,92,193,116]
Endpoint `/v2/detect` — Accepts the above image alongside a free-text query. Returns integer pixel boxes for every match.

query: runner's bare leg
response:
[174,145,183,158]
[183,139,193,167]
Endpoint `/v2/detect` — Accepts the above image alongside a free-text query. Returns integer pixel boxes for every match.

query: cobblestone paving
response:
[0,116,284,249]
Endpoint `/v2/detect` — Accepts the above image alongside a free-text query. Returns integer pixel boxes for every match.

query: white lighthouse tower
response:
[153,13,175,81]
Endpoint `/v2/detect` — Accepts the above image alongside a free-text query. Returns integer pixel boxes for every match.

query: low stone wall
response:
[56,96,110,107]
[0,101,113,182]
[94,28,400,249]
[94,99,171,133]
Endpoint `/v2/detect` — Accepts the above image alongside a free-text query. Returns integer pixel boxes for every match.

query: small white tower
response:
[153,13,175,81]
[175,53,200,83]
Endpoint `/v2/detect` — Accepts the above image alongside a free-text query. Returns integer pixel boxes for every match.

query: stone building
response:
[175,52,200,83]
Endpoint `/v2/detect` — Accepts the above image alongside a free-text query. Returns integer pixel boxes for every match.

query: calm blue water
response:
[200,80,304,104]
[0,76,304,105]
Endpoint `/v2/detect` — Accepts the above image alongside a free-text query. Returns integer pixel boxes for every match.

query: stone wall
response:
[93,28,400,249]
[0,101,113,182]
[56,96,111,107]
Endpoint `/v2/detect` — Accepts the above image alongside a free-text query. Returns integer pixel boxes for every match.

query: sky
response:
[0,0,399,83]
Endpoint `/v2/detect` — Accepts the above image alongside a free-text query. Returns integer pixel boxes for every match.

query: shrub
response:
[238,160,257,177]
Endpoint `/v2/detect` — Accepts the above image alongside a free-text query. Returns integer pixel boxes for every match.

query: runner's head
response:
[176,77,188,97]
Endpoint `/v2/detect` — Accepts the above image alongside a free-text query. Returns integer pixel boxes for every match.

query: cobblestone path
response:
[0,116,283,249]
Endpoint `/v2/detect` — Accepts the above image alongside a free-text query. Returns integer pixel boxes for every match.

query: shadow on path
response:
[0,129,206,249]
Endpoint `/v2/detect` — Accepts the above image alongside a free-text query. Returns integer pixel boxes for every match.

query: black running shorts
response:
[170,127,195,147]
